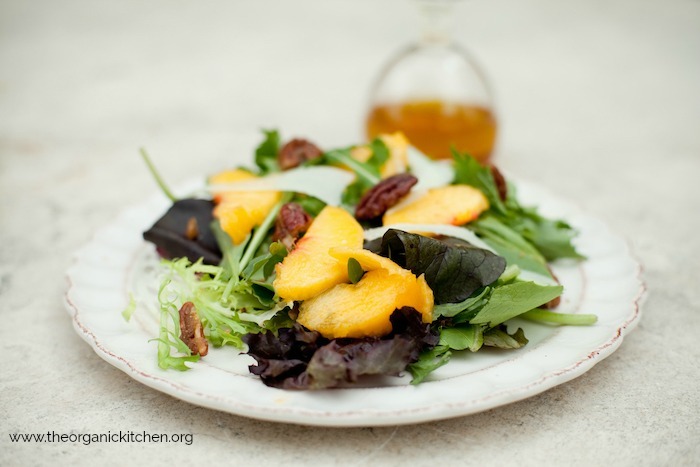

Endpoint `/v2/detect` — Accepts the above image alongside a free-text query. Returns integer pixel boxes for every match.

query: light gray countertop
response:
[2,0,699,465]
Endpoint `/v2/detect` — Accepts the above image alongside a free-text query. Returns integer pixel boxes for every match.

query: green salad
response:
[133,130,595,389]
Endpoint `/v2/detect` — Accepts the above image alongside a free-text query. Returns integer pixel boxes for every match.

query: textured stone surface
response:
[1,0,699,465]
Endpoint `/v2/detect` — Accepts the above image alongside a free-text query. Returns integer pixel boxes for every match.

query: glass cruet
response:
[365,0,497,162]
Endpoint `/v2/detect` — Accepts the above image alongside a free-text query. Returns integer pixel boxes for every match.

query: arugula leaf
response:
[341,179,367,207]
[323,145,384,208]
[471,215,552,278]
[324,148,381,186]
[292,194,326,217]
[470,281,563,327]
[254,129,281,175]
[503,190,584,260]
[452,150,506,214]
[369,229,506,304]
[367,138,390,169]
[453,151,582,262]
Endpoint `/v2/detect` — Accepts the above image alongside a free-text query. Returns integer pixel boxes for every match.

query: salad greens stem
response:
[324,149,381,186]
[238,192,293,272]
[522,309,598,326]
[140,148,178,202]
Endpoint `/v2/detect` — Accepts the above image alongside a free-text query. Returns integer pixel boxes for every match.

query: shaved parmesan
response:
[365,223,494,252]
[407,146,453,191]
[206,166,355,206]
[389,147,454,213]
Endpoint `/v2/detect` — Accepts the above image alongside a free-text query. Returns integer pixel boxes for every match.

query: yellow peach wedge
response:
[328,246,404,274]
[208,169,282,244]
[296,248,434,339]
[273,206,364,302]
[383,184,489,226]
[350,132,409,178]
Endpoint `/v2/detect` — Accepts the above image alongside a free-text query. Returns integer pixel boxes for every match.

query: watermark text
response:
[9,430,193,446]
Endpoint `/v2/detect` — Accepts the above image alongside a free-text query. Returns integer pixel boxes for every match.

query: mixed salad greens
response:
[133,130,596,389]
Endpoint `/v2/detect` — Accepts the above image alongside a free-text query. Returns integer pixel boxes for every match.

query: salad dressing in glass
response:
[365,100,497,162]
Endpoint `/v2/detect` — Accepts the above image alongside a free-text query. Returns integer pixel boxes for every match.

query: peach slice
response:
[328,246,403,273]
[297,248,434,339]
[273,206,364,302]
[350,132,409,178]
[208,169,282,244]
[383,184,489,226]
[328,247,433,324]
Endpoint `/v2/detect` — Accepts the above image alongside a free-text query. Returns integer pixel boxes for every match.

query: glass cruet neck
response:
[415,0,459,46]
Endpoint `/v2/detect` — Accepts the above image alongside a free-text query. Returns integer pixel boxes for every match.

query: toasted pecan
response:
[489,164,508,201]
[272,202,312,251]
[355,173,418,221]
[178,302,208,356]
[278,138,323,170]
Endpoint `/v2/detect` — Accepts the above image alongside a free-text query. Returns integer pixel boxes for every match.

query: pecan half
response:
[178,302,208,356]
[185,216,199,240]
[278,138,323,170]
[272,202,312,251]
[355,173,418,221]
[489,164,508,201]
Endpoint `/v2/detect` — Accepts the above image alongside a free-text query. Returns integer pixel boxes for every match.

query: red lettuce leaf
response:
[143,198,222,265]
[243,308,438,389]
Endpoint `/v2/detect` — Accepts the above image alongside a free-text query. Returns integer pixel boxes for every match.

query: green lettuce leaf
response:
[483,325,528,349]
[407,345,451,385]
[470,281,563,327]
[439,325,485,352]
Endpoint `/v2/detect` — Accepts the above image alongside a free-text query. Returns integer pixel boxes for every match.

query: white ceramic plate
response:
[64,179,644,427]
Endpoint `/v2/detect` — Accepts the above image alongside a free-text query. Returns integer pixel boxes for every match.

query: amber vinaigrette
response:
[366,100,497,162]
